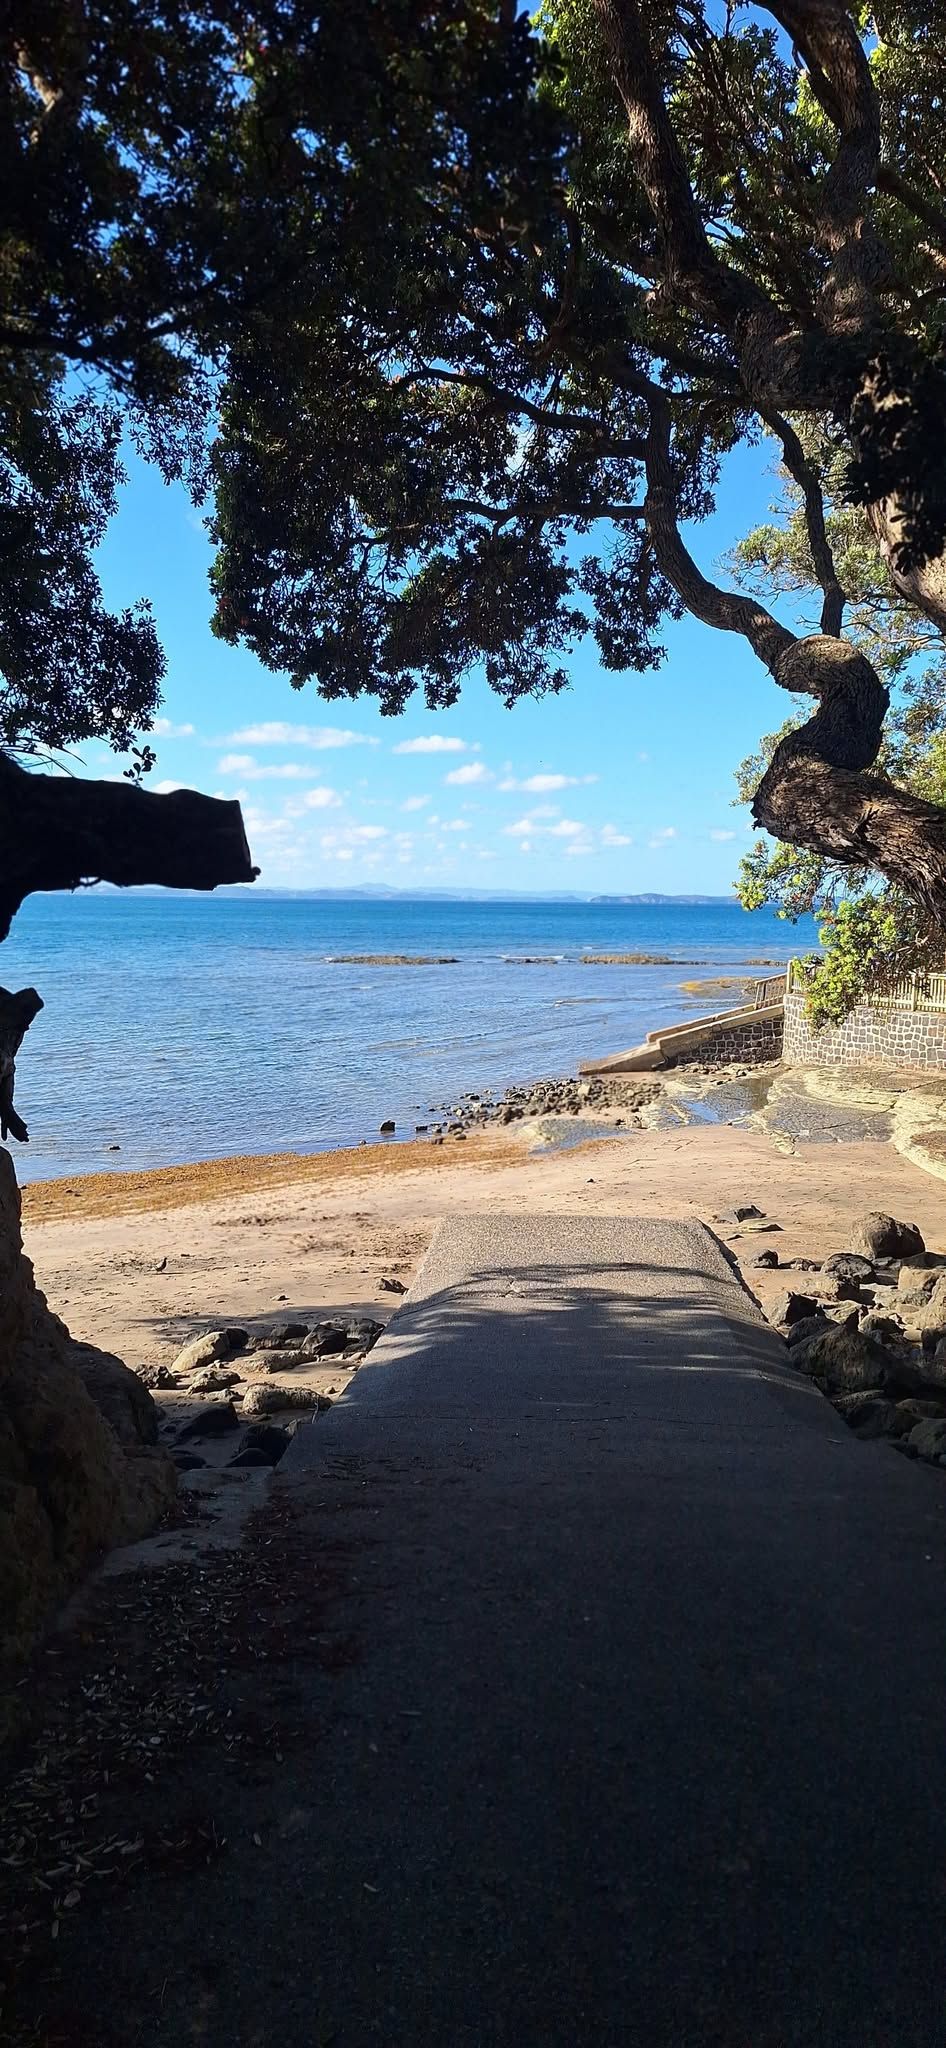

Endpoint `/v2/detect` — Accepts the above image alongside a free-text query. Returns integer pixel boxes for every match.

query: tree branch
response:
[395,366,648,458]
[642,392,795,671]
[0,755,258,941]
[766,0,883,327]
[877,165,946,259]
[591,0,770,327]
[759,407,846,634]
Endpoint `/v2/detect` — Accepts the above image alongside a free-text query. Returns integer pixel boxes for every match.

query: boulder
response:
[172,1328,246,1375]
[898,1264,938,1298]
[242,1384,332,1419]
[67,1342,160,1447]
[785,1257,821,1273]
[784,1312,831,1350]
[176,1400,241,1441]
[185,1366,244,1395]
[253,1322,310,1350]
[821,1253,875,1285]
[790,1322,891,1394]
[832,1394,912,1440]
[0,1152,175,1680]
[347,1318,384,1349]
[852,1214,925,1262]
[907,1417,946,1460]
[913,1275,946,1340]
[242,1423,293,1465]
[300,1323,348,1359]
[229,1448,273,1469]
[753,1250,779,1270]
[772,1291,820,1328]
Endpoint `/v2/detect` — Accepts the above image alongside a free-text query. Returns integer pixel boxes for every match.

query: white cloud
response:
[217,753,331,781]
[442,818,468,831]
[393,734,467,755]
[503,811,586,840]
[151,718,195,740]
[152,778,186,795]
[444,761,490,786]
[498,772,598,793]
[709,828,737,842]
[648,826,678,850]
[301,787,342,810]
[564,842,594,856]
[401,794,431,812]
[225,722,377,750]
[601,824,633,847]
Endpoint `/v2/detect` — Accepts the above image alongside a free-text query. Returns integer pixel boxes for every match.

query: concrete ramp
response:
[286,1213,825,1462]
[273,1216,946,2046]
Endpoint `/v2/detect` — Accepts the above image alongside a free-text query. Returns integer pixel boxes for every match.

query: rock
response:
[908,1417,946,1460]
[753,1250,779,1269]
[185,1367,244,1394]
[790,1322,891,1394]
[913,1274,946,1340]
[732,1204,764,1221]
[379,1119,396,1133]
[228,1448,273,1469]
[347,1319,384,1348]
[858,1313,907,1348]
[138,1363,176,1390]
[897,1398,946,1424]
[172,1329,242,1375]
[785,1257,821,1273]
[68,1342,161,1447]
[256,1322,310,1349]
[898,1264,938,1298]
[176,1400,241,1441]
[772,1291,820,1328]
[832,1394,911,1440]
[300,1323,348,1358]
[172,1451,208,1471]
[241,1384,332,1419]
[0,1153,176,1678]
[812,1273,864,1306]
[379,1277,407,1295]
[242,1423,292,1465]
[852,1213,925,1262]
[821,1252,875,1284]
[257,1348,308,1373]
[784,1313,831,1350]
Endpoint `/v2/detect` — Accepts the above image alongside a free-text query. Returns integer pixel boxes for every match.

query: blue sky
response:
[84,438,803,894]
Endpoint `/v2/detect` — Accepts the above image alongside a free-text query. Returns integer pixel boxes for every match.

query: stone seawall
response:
[662,1013,783,1069]
[784,991,946,1071]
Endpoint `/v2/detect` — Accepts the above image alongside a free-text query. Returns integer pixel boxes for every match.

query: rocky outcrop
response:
[0,1153,175,1680]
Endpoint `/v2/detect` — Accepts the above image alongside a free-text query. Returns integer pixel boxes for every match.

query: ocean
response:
[2,893,819,1182]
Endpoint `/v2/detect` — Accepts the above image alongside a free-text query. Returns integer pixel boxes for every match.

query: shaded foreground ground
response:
[6,1214,946,2046]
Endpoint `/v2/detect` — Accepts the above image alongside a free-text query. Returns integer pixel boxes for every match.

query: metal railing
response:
[786,958,946,1013]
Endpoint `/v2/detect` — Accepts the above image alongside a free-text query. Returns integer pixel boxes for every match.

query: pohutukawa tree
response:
[6,0,946,1133]
[206,0,946,928]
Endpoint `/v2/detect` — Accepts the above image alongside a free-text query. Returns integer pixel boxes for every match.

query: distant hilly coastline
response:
[98,884,738,905]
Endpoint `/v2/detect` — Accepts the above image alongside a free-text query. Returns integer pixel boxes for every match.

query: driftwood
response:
[0,753,258,942]
[0,987,43,1143]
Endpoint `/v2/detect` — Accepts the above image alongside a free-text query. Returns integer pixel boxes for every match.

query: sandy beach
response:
[21,1096,946,1379]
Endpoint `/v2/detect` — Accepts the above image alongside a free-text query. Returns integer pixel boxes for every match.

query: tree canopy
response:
[5,0,946,939]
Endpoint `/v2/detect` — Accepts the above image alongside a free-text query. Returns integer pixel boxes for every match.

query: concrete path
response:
[267,1215,946,2046]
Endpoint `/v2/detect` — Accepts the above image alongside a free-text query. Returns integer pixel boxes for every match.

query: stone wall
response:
[662,1012,783,1069]
[783,991,946,1070]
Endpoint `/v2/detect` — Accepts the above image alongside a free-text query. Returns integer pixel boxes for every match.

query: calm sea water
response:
[2,893,818,1182]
